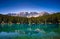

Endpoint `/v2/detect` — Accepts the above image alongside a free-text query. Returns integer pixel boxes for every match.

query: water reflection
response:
[0,24,60,39]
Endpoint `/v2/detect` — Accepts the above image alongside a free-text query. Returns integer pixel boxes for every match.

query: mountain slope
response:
[7,12,49,18]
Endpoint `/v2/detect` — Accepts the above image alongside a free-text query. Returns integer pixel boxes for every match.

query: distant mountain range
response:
[7,12,49,18]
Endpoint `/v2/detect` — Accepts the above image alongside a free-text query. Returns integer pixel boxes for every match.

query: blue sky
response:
[0,0,60,14]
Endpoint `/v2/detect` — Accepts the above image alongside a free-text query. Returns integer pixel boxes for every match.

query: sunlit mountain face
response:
[7,12,49,18]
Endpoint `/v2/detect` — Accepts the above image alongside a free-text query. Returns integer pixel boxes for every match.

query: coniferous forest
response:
[0,12,60,24]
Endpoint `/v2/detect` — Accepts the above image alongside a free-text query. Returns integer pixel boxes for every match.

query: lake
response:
[0,24,60,39]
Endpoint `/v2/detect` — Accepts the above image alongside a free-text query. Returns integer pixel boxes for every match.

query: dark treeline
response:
[0,12,60,24]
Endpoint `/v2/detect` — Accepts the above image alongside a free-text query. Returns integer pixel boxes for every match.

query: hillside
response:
[0,12,60,24]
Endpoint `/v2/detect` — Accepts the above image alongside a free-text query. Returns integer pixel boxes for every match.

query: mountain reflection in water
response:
[0,24,60,39]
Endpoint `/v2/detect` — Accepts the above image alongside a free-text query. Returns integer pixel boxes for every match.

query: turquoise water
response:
[0,24,60,39]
